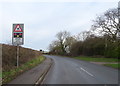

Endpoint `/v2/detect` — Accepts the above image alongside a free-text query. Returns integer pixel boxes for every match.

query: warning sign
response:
[14,24,23,32]
[14,33,23,38]
[12,24,24,45]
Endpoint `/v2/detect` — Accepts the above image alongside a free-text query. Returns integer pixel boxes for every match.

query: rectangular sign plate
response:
[12,24,24,45]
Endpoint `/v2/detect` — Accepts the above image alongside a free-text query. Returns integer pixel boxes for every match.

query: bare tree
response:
[56,31,71,54]
[92,8,119,41]
[48,40,60,52]
[76,31,93,41]
[64,36,77,53]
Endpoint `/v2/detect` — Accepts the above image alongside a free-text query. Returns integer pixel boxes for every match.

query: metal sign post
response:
[17,45,19,68]
[12,24,24,68]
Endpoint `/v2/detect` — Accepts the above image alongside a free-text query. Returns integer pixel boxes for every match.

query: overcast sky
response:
[0,0,119,51]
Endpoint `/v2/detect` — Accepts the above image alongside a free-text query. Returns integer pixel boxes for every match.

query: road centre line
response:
[80,67,94,77]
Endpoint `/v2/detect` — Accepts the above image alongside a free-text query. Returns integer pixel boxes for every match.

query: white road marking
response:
[35,77,42,84]
[80,67,94,77]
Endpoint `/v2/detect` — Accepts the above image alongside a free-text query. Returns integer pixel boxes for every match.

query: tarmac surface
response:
[43,55,119,84]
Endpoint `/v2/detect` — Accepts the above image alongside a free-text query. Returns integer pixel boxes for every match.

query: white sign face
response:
[12,24,24,45]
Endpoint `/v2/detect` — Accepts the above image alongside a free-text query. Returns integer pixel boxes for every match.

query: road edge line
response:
[34,58,53,85]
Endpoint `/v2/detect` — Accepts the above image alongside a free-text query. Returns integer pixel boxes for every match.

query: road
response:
[43,55,119,84]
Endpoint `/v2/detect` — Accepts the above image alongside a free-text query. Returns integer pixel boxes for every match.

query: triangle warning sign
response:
[14,24,23,32]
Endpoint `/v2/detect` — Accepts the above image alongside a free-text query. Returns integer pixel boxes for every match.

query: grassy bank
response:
[75,56,119,62]
[74,56,119,69]
[2,56,45,84]
[104,64,120,69]
[0,72,1,78]
[2,44,42,71]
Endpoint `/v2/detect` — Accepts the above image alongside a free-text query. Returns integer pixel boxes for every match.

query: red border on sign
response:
[14,24,23,32]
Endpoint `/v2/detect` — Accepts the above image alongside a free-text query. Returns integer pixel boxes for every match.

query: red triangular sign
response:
[14,24,23,32]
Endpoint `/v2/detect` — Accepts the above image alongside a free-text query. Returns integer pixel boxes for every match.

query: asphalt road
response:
[43,55,119,84]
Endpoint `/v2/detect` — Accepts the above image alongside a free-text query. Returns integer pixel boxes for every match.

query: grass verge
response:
[0,72,2,78]
[2,56,45,84]
[104,64,120,69]
[74,56,119,69]
[74,56,119,62]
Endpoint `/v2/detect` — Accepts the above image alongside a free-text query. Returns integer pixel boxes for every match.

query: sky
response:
[0,0,119,51]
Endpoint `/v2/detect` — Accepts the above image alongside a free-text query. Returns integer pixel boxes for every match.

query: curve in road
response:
[43,55,118,84]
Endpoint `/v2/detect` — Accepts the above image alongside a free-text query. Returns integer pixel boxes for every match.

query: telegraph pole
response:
[118,2,120,61]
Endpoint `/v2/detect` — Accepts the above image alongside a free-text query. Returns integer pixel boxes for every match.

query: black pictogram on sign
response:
[14,33,22,38]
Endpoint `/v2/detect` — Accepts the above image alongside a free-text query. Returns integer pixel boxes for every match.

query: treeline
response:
[49,8,120,58]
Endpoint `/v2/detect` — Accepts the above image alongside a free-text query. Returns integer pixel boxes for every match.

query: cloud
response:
[0,2,118,51]
[0,0,119,2]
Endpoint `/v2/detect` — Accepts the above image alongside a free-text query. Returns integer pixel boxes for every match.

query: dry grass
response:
[2,44,42,72]
[2,56,45,84]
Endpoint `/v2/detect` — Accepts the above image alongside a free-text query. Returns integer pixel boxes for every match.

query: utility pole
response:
[118,2,120,60]
[118,1,120,39]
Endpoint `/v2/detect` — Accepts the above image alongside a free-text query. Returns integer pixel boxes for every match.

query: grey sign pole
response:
[17,45,18,68]
[17,45,19,68]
